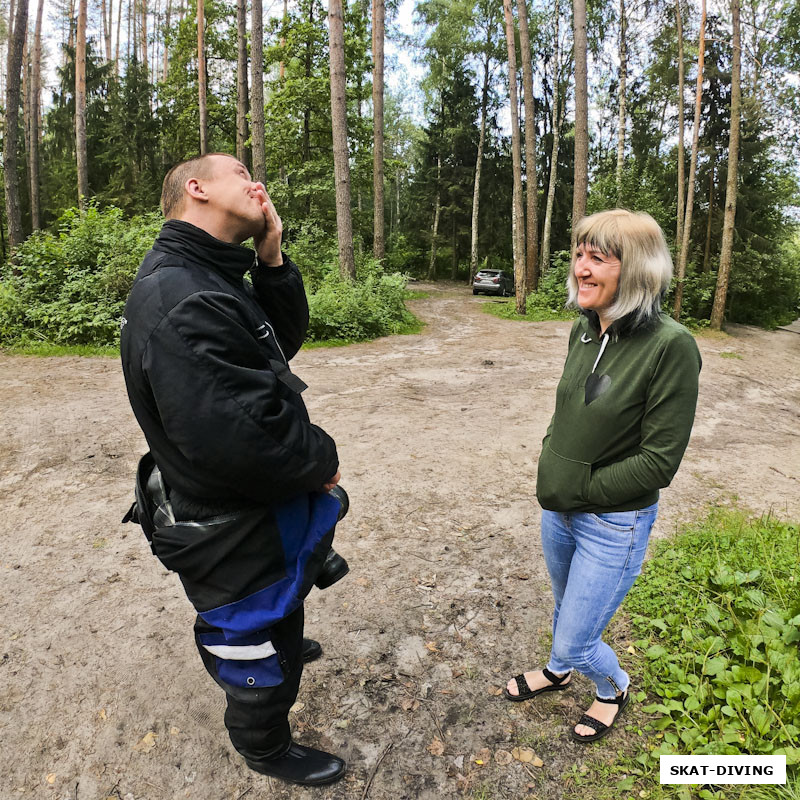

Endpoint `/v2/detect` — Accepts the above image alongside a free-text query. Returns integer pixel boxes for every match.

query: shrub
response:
[1,209,417,348]
[306,267,415,342]
[0,206,162,346]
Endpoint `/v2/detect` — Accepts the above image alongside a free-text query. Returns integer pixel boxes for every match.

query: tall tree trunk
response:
[197,0,208,153]
[571,0,588,257]
[161,0,171,80]
[428,154,441,280]
[251,0,266,183]
[541,0,562,274]
[22,36,31,209]
[67,0,76,54]
[702,168,713,271]
[372,0,385,261]
[29,0,45,231]
[676,0,685,246]
[711,0,741,330]
[450,214,457,280]
[279,0,288,184]
[151,0,159,81]
[615,0,627,203]
[76,0,89,208]
[673,0,705,320]
[116,0,123,72]
[236,0,249,167]
[140,0,149,77]
[517,0,539,292]
[470,41,491,283]
[328,0,356,281]
[101,0,112,61]
[301,1,313,211]
[503,0,527,313]
[279,0,287,81]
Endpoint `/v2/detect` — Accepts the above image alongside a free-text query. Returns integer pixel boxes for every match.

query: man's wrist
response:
[256,248,285,268]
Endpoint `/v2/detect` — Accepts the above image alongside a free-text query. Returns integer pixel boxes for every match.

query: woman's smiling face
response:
[573,243,621,318]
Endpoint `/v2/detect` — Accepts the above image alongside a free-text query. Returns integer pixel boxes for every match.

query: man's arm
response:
[250,259,309,360]
[248,184,308,360]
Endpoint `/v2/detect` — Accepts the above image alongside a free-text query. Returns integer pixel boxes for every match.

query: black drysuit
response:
[120,220,339,759]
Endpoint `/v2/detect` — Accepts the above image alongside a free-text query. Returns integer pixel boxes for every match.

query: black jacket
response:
[120,220,339,507]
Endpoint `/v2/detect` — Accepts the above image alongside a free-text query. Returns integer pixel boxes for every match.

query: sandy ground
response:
[1,283,798,800]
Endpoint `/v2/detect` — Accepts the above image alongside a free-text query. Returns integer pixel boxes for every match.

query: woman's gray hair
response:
[566,209,673,328]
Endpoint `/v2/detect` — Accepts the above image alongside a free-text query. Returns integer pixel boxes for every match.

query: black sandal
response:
[570,690,631,743]
[503,668,572,702]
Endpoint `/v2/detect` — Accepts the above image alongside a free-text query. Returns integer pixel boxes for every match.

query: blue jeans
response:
[541,503,658,699]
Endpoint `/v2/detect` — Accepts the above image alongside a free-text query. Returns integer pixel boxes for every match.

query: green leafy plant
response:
[625,509,800,765]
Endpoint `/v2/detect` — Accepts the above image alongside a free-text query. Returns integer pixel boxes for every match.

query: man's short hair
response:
[160,153,234,218]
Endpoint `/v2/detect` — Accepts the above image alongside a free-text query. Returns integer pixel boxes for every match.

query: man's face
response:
[201,155,266,242]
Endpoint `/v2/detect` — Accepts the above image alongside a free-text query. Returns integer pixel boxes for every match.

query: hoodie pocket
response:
[536,441,591,511]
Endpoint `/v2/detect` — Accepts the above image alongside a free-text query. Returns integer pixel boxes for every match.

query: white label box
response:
[660,755,786,784]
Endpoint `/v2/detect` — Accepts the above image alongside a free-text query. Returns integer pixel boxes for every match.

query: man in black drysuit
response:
[120,153,347,786]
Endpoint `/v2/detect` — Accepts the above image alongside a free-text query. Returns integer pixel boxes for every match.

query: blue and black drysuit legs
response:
[148,486,341,762]
[196,605,305,759]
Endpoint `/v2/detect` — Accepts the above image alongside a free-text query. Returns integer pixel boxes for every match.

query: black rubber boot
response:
[245,742,346,786]
[314,549,349,589]
[301,638,322,663]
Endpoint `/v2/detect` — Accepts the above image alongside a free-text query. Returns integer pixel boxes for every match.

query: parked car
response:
[473,269,515,296]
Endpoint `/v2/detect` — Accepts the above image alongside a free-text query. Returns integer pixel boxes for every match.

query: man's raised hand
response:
[253,183,284,266]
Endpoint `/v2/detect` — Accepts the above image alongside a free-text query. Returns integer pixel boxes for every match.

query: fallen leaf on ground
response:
[133,731,157,752]
[489,686,504,696]
[512,746,536,763]
[45,774,56,784]
[170,727,180,736]
[425,641,439,652]
[427,738,445,756]
[399,697,420,712]
[472,747,491,766]
[290,702,305,713]
[627,645,636,654]
[494,749,513,765]
[98,708,107,720]
[532,755,544,768]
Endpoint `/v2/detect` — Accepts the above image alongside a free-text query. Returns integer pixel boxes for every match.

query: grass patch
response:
[481,298,577,323]
[2,342,120,357]
[301,338,355,349]
[720,351,744,359]
[575,507,800,800]
[404,289,431,300]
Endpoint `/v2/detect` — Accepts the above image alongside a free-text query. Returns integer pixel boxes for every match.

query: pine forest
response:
[1,0,799,347]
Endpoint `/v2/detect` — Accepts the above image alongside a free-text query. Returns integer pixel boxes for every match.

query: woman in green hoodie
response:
[504,210,701,743]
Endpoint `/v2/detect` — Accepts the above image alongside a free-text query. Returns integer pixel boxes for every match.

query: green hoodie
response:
[536,312,701,513]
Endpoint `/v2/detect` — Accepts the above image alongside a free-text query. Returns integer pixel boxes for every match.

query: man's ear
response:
[185,177,208,202]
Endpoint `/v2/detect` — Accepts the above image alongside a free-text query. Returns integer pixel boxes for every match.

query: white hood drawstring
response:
[581,331,610,374]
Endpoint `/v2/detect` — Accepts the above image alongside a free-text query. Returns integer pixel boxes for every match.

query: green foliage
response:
[306,258,416,342]
[625,508,800,766]
[0,208,418,348]
[0,206,162,346]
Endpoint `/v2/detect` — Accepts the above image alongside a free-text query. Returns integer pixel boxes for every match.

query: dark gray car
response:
[473,269,514,296]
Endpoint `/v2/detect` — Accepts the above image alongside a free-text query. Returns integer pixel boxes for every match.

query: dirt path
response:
[1,284,798,800]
